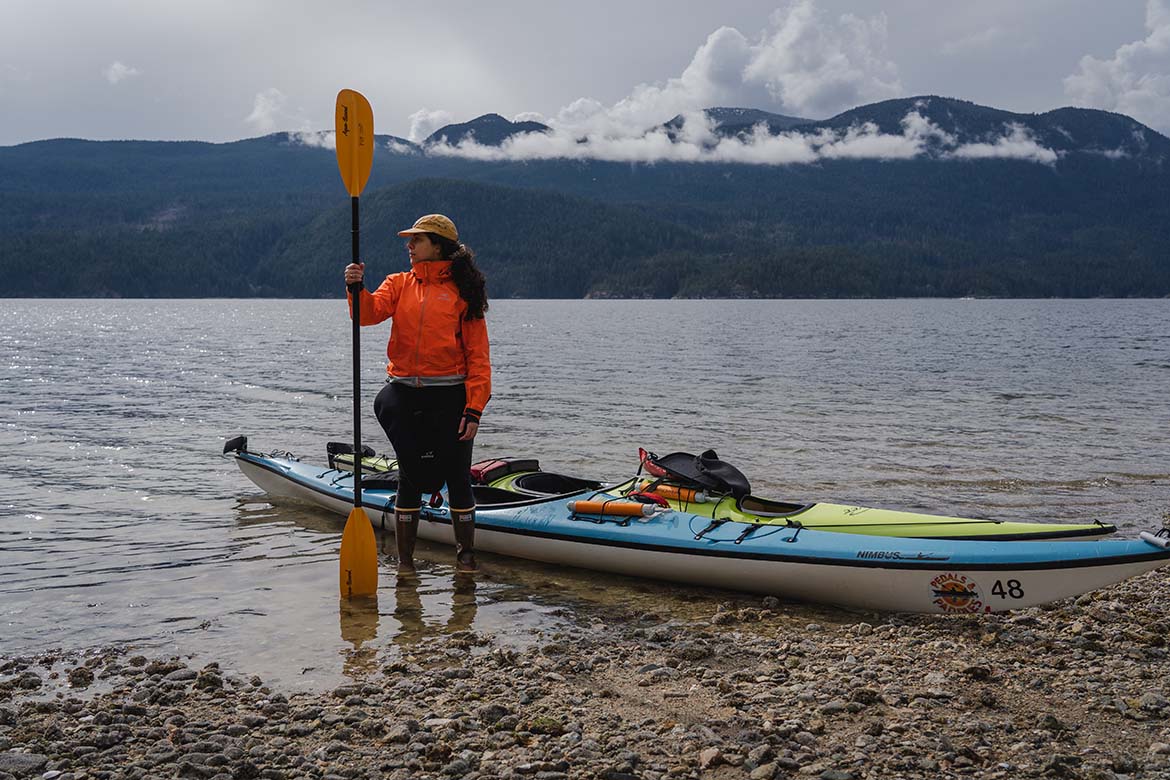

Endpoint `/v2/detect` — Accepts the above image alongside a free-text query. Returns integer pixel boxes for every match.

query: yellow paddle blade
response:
[339,506,378,598]
[335,89,374,197]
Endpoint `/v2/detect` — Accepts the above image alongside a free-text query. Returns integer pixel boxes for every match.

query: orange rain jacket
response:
[348,260,491,421]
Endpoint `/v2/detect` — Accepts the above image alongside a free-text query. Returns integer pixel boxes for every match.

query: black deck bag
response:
[644,449,752,499]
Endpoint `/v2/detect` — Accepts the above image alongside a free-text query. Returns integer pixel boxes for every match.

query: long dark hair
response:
[429,233,488,319]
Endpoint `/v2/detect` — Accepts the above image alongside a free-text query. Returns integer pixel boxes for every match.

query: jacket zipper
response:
[413,276,428,387]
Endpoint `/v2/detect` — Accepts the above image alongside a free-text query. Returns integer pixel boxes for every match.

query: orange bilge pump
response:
[567,500,657,517]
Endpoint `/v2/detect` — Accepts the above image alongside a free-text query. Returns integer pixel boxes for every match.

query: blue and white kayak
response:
[228,444,1170,615]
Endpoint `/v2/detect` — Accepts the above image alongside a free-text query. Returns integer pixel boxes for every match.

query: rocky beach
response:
[3,569,1169,780]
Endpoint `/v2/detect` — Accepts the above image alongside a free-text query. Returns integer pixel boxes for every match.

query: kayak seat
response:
[510,472,604,496]
[736,495,814,518]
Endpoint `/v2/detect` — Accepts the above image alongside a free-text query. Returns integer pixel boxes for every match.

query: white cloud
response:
[743,2,901,118]
[424,110,1058,167]
[245,88,287,134]
[103,61,140,84]
[947,123,1059,164]
[289,130,334,149]
[407,108,454,143]
[286,131,417,154]
[493,0,901,142]
[386,141,418,155]
[1064,0,1170,134]
[940,27,1008,57]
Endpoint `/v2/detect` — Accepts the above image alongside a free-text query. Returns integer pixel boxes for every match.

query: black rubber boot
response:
[452,508,478,573]
[395,510,419,576]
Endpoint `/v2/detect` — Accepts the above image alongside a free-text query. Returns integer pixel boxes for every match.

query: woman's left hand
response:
[458,418,479,441]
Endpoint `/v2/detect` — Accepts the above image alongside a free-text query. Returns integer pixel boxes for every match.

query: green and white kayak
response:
[328,446,1117,542]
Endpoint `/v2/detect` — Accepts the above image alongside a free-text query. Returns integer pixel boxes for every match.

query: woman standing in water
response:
[345,214,490,576]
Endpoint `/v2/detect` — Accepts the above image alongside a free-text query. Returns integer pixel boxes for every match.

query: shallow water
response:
[1,298,1168,689]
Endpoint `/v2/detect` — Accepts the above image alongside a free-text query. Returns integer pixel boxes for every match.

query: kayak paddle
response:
[335,88,378,598]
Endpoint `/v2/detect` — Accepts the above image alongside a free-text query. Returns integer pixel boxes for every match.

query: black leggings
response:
[373,382,475,511]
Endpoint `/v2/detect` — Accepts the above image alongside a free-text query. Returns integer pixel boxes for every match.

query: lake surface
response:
[2,298,1168,689]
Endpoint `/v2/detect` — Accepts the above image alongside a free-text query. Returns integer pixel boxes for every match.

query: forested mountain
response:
[1,96,1168,298]
[664,108,814,139]
[424,114,551,147]
[818,97,1170,160]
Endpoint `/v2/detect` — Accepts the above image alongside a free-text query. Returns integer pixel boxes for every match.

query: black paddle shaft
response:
[348,196,363,506]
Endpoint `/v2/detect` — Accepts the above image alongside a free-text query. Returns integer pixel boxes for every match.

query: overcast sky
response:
[1,1,1167,147]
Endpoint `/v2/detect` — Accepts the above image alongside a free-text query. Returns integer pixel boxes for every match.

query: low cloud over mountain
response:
[422,103,1059,166]
[411,97,1165,167]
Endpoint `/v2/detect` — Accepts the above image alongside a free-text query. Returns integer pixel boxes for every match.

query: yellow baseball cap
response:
[397,214,458,242]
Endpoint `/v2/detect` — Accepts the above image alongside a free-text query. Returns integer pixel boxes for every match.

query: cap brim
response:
[397,228,427,237]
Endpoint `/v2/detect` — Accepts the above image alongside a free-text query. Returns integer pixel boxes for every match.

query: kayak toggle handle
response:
[733,525,757,545]
[1141,530,1170,550]
[694,519,727,540]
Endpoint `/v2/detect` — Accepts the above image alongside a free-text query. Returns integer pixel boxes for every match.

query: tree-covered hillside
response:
[2,97,1168,298]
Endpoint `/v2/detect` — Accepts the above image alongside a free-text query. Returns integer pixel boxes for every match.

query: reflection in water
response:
[392,575,478,652]
[338,595,380,679]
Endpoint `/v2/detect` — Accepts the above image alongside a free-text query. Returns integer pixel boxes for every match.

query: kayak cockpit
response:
[733,494,815,519]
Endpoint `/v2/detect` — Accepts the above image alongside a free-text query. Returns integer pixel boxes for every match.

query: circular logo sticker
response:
[930,573,988,613]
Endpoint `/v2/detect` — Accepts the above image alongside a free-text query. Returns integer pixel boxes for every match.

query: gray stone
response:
[1038,713,1066,732]
[819,771,855,780]
[820,700,848,716]
[1140,694,1169,712]
[0,754,49,777]
[441,758,471,776]
[193,672,223,691]
[67,667,94,688]
[476,704,509,724]
[15,673,42,690]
